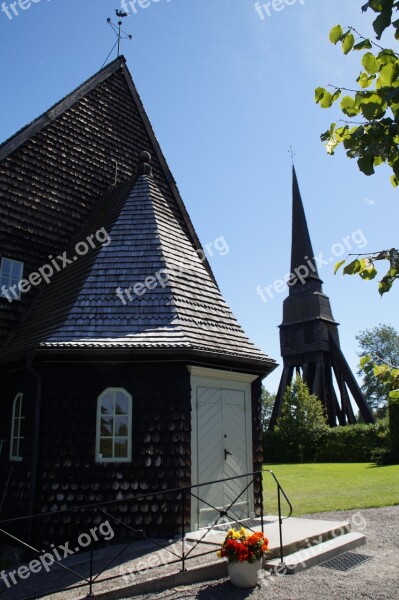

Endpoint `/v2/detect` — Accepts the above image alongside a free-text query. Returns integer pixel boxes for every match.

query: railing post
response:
[277,486,284,565]
[181,490,186,572]
[260,472,264,534]
[87,508,94,597]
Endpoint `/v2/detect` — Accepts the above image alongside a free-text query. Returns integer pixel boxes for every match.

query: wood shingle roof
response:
[0,58,276,373]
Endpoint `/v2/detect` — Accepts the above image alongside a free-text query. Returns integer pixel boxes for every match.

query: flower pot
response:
[227,559,262,588]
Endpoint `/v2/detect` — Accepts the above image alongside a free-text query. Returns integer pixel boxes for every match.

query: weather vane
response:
[102,10,133,68]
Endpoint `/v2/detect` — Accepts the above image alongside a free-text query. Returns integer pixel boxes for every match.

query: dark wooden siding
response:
[0,369,35,521]
[251,377,263,517]
[30,362,191,542]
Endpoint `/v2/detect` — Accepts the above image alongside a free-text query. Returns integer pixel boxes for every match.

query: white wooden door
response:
[196,385,251,528]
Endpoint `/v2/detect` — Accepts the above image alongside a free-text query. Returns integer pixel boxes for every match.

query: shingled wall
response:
[0,364,264,545]
[0,370,35,541]
[33,361,191,542]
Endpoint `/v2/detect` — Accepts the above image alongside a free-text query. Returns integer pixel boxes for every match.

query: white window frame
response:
[0,257,24,300]
[96,388,132,463]
[10,393,24,461]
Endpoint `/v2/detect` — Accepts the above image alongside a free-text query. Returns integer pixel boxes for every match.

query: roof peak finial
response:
[101,13,132,69]
[138,151,153,177]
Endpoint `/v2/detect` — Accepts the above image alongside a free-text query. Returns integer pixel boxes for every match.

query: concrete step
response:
[264,531,366,574]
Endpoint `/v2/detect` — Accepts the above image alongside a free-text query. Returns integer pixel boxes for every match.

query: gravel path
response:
[123,506,399,600]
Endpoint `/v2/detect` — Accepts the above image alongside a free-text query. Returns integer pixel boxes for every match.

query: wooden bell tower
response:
[269,168,374,429]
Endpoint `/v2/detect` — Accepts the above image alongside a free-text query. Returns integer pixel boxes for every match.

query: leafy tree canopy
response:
[315,2,399,294]
[357,323,399,410]
[276,375,328,463]
[261,387,276,432]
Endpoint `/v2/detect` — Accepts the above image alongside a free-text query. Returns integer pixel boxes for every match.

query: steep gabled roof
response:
[0,56,220,346]
[0,57,208,280]
[3,154,275,372]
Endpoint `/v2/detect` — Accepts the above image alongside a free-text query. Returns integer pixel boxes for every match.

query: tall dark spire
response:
[290,167,321,288]
[269,167,374,429]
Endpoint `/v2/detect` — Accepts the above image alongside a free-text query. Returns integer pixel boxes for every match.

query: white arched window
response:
[10,393,24,461]
[96,388,132,463]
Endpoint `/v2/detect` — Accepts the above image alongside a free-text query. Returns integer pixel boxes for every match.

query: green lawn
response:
[262,463,399,516]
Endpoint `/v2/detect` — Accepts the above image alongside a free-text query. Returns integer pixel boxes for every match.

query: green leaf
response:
[379,277,393,295]
[360,355,372,368]
[329,25,343,44]
[315,87,326,103]
[315,88,337,108]
[359,266,378,279]
[380,61,399,85]
[389,389,399,399]
[340,96,360,117]
[320,129,331,142]
[373,8,393,39]
[320,91,334,109]
[334,260,346,274]
[331,88,342,103]
[343,259,361,275]
[362,52,379,74]
[390,174,399,187]
[342,33,355,54]
[358,155,375,176]
[360,93,386,119]
[357,72,375,88]
[354,39,373,50]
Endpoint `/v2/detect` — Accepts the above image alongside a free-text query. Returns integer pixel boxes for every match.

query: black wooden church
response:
[0,57,277,539]
[269,168,374,429]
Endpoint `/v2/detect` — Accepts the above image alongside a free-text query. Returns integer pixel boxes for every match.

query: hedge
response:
[263,422,388,464]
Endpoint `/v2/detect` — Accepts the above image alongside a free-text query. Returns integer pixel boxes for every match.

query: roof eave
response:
[0,345,277,377]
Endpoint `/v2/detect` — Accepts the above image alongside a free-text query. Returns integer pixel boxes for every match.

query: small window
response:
[10,393,24,461]
[96,388,132,463]
[0,258,24,300]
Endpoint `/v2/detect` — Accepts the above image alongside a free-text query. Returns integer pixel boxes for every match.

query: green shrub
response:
[370,447,397,465]
[263,421,389,464]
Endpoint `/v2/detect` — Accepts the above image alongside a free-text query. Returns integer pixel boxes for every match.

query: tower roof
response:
[290,167,321,286]
[281,167,337,326]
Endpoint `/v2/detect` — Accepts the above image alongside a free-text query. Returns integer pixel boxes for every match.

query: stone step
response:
[264,531,366,574]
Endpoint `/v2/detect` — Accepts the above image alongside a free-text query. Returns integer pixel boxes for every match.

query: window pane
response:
[101,393,114,415]
[114,439,128,458]
[100,417,113,436]
[115,393,128,415]
[1,259,11,277]
[99,438,113,458]
[115,416,128,436]
[11,261,22,278]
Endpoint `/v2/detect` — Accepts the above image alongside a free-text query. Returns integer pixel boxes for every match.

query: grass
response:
[262,463,399,516]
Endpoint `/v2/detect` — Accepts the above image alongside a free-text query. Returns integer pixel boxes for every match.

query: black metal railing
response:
[0,469,292,599]
[263,469,293,564]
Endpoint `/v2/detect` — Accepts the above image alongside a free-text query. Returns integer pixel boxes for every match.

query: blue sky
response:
[0,0,397,393]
